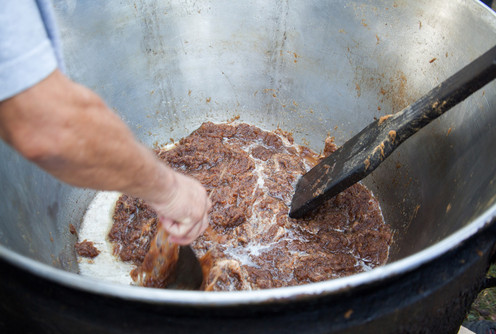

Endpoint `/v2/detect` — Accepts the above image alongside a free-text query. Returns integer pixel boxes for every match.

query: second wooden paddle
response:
[290,45,496,218]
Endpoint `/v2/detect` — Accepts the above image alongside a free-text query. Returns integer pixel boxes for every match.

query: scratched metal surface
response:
[0,0,495,297]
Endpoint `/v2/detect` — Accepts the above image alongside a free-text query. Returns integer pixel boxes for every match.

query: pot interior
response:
[1,0,495,278]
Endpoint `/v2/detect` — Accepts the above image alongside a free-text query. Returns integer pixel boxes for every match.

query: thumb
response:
[159,216,176,235]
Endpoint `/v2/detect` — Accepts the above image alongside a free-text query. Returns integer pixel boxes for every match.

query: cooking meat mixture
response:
[75,240,100,259]
[108,122,392,291]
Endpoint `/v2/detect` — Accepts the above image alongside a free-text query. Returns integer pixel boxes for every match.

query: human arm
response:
[0,69,210,244]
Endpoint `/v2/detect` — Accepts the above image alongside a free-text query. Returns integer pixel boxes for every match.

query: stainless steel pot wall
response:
[1,0,495,333]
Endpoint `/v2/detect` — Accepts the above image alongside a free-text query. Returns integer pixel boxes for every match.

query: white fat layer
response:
[77,191,136,285]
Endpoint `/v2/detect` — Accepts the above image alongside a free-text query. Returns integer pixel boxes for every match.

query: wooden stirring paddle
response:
[135,228,203,290]
[290,44,496,218]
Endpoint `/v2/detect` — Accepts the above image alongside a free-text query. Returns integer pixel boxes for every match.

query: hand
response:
[149,171,211,245]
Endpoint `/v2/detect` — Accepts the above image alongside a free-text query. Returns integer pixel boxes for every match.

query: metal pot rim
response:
[1,203,495,306]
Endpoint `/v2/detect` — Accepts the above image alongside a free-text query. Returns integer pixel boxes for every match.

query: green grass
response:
[466,264,496,322]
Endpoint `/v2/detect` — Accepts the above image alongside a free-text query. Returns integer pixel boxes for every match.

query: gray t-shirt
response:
[0,0,64,101]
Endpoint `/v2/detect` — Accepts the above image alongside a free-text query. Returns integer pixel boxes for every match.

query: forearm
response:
[0,70,174,204]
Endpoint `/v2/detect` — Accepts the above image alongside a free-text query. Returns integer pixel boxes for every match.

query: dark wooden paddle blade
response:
[290,45,496,219]
[140,228,203,290]
[166,245,204,290]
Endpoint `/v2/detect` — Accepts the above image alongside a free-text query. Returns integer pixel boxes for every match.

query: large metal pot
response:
[1,0,495,333]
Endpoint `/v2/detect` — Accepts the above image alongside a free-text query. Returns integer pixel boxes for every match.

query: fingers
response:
[168,214,209,245]
[161,197,211,245]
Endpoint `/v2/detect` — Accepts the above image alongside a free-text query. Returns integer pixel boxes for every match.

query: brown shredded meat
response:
[75,240,100,259]
[109,122,393,291]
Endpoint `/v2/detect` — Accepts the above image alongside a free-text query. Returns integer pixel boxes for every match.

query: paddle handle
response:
[384,45,496,153]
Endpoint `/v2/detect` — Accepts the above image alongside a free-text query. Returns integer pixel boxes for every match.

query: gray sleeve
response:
[0,0,63,101]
